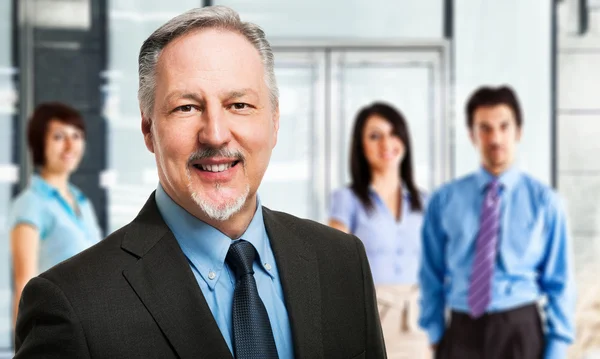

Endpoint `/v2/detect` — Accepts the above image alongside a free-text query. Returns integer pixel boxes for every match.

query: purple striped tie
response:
[468,179,501,318]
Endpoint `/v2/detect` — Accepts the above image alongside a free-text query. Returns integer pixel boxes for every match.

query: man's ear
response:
[469,127,476,146]
[141,111,155,153]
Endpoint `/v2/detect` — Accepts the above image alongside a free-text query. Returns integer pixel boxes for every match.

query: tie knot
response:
[488,180,501,194]
[226,240,256,279]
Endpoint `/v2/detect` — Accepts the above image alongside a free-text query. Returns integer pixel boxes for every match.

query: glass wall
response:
[209,0,450,221]
[0,1,14,351]
[105,0,450,225]
[214,0,443,39]
[105,0,202,232]
[556,0,600,356]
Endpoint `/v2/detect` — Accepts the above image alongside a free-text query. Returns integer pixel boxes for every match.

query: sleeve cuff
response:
[544,338,570,359]
[423,322,445,345]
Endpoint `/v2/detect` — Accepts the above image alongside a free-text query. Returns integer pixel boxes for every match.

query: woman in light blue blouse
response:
[328,102,428,349]
[9,103,102,329]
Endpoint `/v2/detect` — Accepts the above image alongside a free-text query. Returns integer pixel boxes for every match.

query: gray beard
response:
[189,182,250,221]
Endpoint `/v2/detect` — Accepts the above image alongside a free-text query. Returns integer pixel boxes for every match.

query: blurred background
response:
[1,0,600,357]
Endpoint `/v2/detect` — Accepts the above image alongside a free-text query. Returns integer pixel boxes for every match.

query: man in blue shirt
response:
[13,6,385,359]
[419,86,575,359]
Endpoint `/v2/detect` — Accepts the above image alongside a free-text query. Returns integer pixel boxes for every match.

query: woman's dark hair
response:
[349,102,423,212]
[27,102,86,167]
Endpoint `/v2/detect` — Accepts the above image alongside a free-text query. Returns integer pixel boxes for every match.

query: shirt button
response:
[264,263,272,271]
[395,266,402,274]
[397,248,403,255]
[208,271,216,280]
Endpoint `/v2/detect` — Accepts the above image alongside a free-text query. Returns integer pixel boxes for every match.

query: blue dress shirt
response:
[155,184,294,359]
[8,174,102,273]
[419,167,575,359]
[329,186,426,285]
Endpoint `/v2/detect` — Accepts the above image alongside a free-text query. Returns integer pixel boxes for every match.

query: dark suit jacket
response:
[14,194,386,359]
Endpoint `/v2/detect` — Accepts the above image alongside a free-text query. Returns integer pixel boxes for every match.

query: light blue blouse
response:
[329,186,426,285]
[8,174,102,273]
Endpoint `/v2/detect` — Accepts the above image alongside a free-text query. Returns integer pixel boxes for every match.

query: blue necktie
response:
[468,180,501,318]
[226,240,279,359]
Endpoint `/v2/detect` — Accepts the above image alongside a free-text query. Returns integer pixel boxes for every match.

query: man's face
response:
[470,104,521,174]
[142,28,279,222]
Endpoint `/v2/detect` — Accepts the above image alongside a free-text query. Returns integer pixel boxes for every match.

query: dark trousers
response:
[436,303,544,359]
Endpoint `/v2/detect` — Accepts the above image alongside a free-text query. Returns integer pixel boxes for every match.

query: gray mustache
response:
[188,147,245,164]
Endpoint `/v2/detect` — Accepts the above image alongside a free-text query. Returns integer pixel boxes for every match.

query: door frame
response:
[270,40,452,220]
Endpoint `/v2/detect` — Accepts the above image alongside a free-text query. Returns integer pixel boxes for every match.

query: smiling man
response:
[419,86,575,359]
[14,6,385,359]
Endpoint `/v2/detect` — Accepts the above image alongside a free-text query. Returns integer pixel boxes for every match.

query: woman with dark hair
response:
[328,102,428,353]
[8,102,102,329]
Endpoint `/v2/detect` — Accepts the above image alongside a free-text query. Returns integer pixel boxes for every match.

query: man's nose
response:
[198,106,233,148]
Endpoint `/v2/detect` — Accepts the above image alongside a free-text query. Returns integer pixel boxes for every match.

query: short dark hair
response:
[466,85,522,129]
[27,102,86,167]
[349,102,423,212]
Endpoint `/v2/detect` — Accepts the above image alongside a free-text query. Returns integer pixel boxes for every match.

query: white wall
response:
[454,0,553,184]
[217,0,444,39]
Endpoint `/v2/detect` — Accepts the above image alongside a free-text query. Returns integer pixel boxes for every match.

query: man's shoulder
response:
[39,224,134,288]
[428,172,476,203]
[517,172,561,207]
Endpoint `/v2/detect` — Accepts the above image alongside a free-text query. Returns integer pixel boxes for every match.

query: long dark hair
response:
[349,102,423,212]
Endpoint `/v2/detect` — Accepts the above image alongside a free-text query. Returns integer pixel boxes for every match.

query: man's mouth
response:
[193,161,241,173]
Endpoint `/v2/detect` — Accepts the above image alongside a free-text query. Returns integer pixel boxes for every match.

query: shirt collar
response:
[235,199,275,280]
[155,184,275,291]
[475,166,521,193]
[31,174,86,201]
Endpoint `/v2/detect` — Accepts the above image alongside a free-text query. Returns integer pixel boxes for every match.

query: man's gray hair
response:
[138,6,279,118]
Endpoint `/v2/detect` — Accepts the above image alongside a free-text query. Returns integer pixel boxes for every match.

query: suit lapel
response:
[121,194,232,359]
[263,208,324,359]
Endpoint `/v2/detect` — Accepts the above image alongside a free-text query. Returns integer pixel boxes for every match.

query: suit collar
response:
[120,192,170,258]
[121,193,232,358]
[121,195,324,359]
[263,207,324,358]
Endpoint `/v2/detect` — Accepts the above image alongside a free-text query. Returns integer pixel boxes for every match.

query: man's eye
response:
[231,103,249,110]
[175,105,194,113]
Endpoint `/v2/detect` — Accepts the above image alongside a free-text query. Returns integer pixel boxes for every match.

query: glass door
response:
[264,41,451,223]
[258,51,327,221]
[330,46,451,194]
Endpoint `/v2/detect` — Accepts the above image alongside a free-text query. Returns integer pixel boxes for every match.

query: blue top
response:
[329,186,426,285]
[155,184,294,359]
[8,174,102,273]
[419,167,575,359]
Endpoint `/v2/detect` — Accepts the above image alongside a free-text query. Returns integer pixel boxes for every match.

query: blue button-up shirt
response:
[419,167,575,359]
[8,174,102,273]
[329,186,426,285]
[155,184,294,359]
